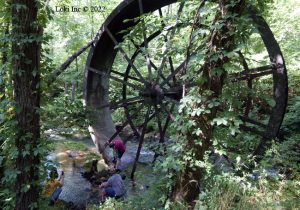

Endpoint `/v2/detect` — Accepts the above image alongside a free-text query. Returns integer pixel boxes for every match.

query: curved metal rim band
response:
[84,0,288,156]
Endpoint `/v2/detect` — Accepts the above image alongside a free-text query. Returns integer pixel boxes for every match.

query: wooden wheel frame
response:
[84,0,288,176]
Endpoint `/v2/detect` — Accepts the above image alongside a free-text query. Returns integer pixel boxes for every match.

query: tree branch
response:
[47,40,94,86]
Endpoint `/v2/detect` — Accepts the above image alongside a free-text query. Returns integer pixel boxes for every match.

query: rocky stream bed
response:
[46,133,156,209]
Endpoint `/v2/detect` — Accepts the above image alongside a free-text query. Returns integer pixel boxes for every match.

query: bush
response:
[196,172,300,210]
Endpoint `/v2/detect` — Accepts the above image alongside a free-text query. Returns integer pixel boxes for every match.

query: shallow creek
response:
[48,137,156,208]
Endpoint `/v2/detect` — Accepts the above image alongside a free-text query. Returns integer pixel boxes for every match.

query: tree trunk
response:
[172,0,246,205]
[71,80,76,101]
[64,82,69,95]
[11,0,41,209]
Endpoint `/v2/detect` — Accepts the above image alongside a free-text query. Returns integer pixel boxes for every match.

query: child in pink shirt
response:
[109,138,126,170]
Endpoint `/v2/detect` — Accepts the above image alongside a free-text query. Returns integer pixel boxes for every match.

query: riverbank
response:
[45,132,160,209]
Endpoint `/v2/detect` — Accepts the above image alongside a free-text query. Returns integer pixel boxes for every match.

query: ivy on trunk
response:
[11,0,42,209]
[172,0,246,205]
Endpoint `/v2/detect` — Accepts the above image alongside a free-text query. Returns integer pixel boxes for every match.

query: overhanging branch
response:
[47,40,94,86]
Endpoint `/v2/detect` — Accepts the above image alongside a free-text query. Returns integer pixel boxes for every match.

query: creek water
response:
[48,148,93,207]
[47,136,156,208]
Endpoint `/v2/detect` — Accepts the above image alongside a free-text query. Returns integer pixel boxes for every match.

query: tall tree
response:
[172,0,246,204]
[11,0,41,209]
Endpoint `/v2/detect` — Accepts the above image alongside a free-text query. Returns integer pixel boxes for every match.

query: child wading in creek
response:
[108,137,126,170]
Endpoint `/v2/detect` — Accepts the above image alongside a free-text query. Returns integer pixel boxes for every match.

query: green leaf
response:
[212,117,228,126]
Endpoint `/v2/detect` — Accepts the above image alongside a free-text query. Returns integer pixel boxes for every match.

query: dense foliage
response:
[0,0,299,209]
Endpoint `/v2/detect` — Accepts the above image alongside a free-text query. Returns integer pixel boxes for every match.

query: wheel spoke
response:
[160,43,206,88]
[99,96,142,110]
[130,29,161,50]
[88,67,143,91]
[155,2,185,84]
[133,110,156,132]
[239,116,267,129]
[125,101,158,141]
[104,26,148,85]
[154,36,175,85]
[130,39,161,70]
[160,60,185,87]
[154,104,164,142]
[131,106,151,180]
[130,39,159,73]
[111,99,144,110]
[238,51,250,72]
[149,59,158,71]
[168,57,176,83]
[158,9,164,24]
[239,124,267,138]
[130,38,172,87]
[163,103,175,134]
[111,70,140,82]
[152,103,175,164]
[164,85,183,101]
[160,102,176,121]
[87,66,108,73]
[244,79,253,116]
[138,0,152,80]
[158,8,177,84]
[237,52,254,116]
[231,65,274,82]
[107,104,144,143]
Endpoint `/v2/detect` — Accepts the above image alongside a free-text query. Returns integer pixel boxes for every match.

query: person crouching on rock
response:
[99,170,126,201]
[109,137,125,170]
[43,167,64,206]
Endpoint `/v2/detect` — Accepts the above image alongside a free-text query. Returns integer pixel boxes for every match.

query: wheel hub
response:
[140,83,164,104]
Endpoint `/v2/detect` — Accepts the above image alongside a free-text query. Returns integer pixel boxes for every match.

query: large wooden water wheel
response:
[84,0,288,177]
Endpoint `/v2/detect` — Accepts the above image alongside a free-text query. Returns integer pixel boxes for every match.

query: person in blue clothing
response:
[99,170,126,201]
[43,167,64,206]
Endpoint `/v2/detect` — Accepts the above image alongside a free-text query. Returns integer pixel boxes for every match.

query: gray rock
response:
[118,141,155,170]
[209,153,234,173]
[249,168,280,180]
